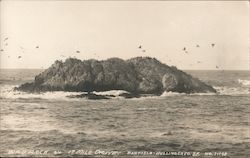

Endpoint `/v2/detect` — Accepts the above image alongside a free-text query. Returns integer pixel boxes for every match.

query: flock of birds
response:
[184,43,220,68]
[0,37,220,69]
[1,37,40,59]
[137,43,220,69]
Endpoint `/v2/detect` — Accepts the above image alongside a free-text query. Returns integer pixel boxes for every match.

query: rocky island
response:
[16,57,216,99]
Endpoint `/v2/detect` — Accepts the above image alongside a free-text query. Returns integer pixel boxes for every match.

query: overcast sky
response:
[0,1,249,70]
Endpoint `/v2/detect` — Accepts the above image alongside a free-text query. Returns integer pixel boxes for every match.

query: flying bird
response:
[185,51,188,54]
[196,44,200,47]
[142,50,146,52]
[0,49,3,52]
[138,45,142,49]
[36,46,39,49]
[76,50,80,53]
[211,43,215,47]
[3,37,8,41]
[216,65,219,69]
[183,47,186,51]
[18,56,22,59]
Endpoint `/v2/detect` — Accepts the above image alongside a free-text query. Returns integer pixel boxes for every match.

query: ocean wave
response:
[160,86,249,97]
[238,79,250,86]
[0,85,84,100]
[160,91,186,96]
[1,84,249,100]
[93,90,129,96]
[214,86,250,96]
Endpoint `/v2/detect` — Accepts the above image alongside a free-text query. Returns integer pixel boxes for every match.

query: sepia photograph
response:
[0,0,249,157]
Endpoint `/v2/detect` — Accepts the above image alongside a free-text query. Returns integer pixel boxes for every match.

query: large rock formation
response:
[16,57,216,95]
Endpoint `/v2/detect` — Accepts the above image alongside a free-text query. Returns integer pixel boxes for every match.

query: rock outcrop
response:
[16,57,216,95]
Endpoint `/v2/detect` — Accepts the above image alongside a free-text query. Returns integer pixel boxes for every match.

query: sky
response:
[0,0,249,70]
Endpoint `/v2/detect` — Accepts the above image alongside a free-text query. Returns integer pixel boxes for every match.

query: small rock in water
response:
[162,131,173,136]
[67,93,110,100]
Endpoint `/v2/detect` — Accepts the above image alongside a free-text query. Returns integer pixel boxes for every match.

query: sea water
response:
[0,69,249,157]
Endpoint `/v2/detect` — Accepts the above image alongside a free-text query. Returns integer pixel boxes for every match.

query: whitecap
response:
[160,91,186,96]
[238,79,250,86]
[214,86,250,96]
[93,90,129,96]
[0,85,84,100]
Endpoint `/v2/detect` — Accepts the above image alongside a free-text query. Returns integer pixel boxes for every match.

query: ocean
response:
[0,69,249,157]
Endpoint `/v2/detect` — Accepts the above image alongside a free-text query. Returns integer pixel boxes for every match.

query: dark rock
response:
[118,93,140,99]
[16,57,216,95]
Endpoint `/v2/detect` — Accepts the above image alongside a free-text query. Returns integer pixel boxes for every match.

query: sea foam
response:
[238,79,250,86]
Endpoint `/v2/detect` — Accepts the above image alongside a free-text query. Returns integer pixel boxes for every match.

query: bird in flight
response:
[183,47,186,51]
[3,37,8,41]
[76,50,80,53]
[138,45,142,49]
[196,44,200,47]
[211,43,215,47]
[0,49,3,52]
[142,50,146,52]
[36,46,39,49]
[18,56,22,59]
[216,65,219,69]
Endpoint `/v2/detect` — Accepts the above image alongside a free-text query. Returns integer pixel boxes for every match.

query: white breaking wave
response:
[0,85,130,100]
[238,79,250,86]
[93,90,129,96]
[160,91,186,96]
[161,86,249,97]
[160,91,216,97]
[0,85,84,100]
[214,86,250,96]
[1,84,249,100]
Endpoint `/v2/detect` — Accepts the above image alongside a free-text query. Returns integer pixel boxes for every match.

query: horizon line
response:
[0,68,249,71]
